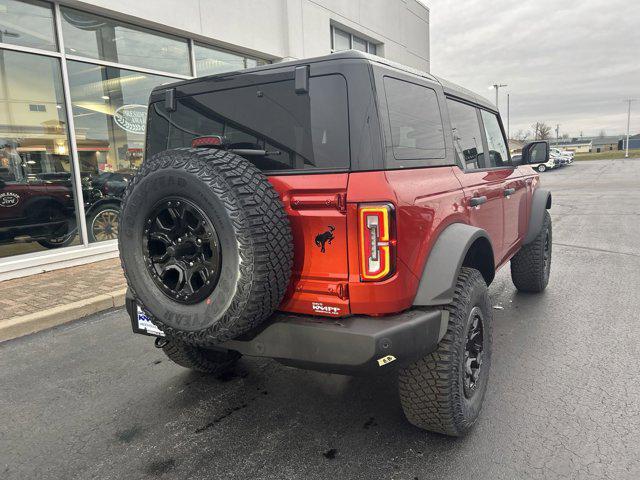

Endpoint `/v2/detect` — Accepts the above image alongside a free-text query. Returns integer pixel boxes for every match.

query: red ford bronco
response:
[121,51,552,437]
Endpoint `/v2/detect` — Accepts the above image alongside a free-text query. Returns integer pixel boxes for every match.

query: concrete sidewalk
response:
[0,258,126,342]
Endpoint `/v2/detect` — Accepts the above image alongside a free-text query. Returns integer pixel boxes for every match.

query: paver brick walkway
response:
[0,258,126,320]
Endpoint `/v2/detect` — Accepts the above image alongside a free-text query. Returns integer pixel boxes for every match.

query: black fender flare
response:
[413,223,494,308]
[523,188,551,244]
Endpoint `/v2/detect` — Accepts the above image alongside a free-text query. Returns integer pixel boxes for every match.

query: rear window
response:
[146,74,350,173]
[383,77,445,161]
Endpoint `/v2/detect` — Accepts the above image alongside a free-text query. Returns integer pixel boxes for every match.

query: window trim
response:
[445,95,514,173]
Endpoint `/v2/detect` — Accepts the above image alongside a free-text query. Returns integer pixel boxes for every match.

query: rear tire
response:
[162,338,241,374]
[398,268,492,437]
[537,164,546,172]
[511,210,552,293]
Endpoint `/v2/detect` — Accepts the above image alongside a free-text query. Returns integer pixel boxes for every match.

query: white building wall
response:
[61,0,430,71]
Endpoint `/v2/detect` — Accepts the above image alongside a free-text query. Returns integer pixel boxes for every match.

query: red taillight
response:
[358,204,395,281]
[191,135,224,148]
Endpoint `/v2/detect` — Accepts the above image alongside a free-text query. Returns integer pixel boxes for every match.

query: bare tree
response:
[598,129,607,138]
[561,133,569,139]
[531,122,552,140]
[513,129,530,141]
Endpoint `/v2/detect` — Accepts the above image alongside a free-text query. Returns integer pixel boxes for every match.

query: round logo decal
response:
[113,104,147,134]
[0,192,20,207]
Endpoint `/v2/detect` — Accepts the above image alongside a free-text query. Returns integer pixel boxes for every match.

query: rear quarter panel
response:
[347,167,467,314]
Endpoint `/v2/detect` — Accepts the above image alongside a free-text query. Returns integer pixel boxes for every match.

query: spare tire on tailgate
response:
[119,148,293,345]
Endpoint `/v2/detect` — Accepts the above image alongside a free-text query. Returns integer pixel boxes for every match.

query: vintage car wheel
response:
[88,204,121,242]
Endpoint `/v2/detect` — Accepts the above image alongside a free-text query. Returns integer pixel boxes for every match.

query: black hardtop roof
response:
[152,49,495,112]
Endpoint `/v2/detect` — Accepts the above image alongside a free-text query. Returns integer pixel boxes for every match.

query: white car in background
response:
[551,148,574,164]
[512,153,555,172]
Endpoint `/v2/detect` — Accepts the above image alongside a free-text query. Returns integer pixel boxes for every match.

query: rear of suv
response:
[120,51,552,437]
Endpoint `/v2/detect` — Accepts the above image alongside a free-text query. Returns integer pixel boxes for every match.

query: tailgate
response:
[269,173,350,317]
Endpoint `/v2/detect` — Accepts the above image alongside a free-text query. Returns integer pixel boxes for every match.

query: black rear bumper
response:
[126,293,447,375]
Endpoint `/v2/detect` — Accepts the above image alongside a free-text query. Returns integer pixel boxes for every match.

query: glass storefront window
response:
[194,43,266,76]
[0,50,82,258]
[67,60,176,243]
[60,7,190,76]
[0,0,57,51]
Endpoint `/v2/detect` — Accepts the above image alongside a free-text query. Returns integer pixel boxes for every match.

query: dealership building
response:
[0,0,430,280]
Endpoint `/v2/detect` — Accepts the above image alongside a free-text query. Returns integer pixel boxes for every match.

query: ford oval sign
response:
[113,104,147,134]
[0,192,20,207]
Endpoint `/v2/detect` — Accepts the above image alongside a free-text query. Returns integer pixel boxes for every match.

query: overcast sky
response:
[424,0,640,138]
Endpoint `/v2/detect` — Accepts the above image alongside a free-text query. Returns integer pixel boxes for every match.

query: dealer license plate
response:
[136,305,165,337]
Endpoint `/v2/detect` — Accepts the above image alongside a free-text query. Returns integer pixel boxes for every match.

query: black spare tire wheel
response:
[118,148,293,345]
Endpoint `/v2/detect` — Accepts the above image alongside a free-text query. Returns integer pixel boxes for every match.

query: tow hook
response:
[154,337,169,349]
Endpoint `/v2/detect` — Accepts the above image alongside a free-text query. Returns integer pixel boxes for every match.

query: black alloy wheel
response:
[463,306,485,399]
[543,229,551,280]
[143,197,221,304]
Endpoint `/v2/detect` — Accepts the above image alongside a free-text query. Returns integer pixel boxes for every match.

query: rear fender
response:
[413,223,494,308]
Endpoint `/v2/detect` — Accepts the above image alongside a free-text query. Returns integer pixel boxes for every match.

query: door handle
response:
[469,195,487,207]
[504,188,516,197]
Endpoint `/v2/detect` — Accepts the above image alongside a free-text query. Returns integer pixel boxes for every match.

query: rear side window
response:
[383,77,445,161]
[480,110,510,167]
[146,74,350,173]
[447,99,485,170]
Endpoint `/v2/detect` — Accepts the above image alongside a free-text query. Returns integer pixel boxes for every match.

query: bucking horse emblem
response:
[314,225,335,253]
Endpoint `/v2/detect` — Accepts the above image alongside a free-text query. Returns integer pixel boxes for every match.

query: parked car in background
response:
[0,166,126,249]
[551,148,573,165]
[513,152,555,172]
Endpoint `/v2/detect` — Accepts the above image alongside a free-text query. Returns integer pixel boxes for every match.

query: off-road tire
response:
[398,268,492,437]
[510,210,552,292]
[119,148,293,345]
[162,338,241,374]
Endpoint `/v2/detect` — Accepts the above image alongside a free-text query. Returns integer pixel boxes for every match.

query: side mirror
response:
[522,141,549,165]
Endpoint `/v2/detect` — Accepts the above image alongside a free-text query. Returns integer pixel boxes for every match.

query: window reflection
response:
[0,0,57,51]
[60,7,190,75]
[0,50,81,258]
[67,60,174,243]
[194,43,267,76]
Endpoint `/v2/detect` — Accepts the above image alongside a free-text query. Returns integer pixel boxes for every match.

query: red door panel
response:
[453,167,507,266]
[268,173,350,317]
[502,167,529,257]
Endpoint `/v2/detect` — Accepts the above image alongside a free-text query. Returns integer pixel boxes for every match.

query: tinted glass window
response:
[147,75,350,172]
[0,0,57,51]
[447,99,485,170]
[60,7,190,75]
[480,110,510,167]
[383,77,445,160]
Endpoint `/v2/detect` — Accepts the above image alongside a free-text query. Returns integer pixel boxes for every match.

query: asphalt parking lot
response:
[2,159,640,480]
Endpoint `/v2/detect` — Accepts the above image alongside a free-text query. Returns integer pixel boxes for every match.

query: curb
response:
[0,288,128,343]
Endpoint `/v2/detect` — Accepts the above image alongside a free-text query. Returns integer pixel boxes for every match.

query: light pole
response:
[491,83,507,111]
[624,99,636,158]
[555,124,560,145]
[507,93,510,140]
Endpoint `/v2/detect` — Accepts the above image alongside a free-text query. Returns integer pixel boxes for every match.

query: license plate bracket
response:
[131,305,165,337]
